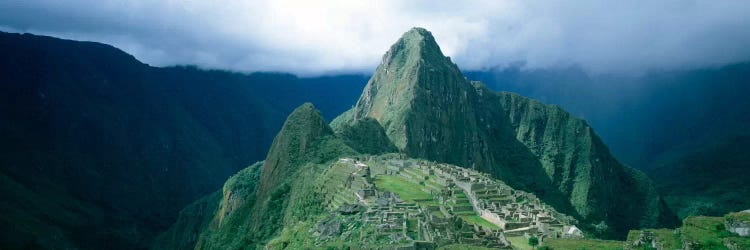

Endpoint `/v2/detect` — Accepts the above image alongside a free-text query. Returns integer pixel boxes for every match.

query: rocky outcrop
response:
[725,211,750,237]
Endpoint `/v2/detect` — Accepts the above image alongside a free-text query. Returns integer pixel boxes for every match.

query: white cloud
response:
[1,0,749,75]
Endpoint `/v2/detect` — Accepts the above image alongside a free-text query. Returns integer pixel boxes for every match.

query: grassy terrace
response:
[543,239,624,250]
[506,236,533,250]
[727,211,750,222]
[459,215,500,230]
[438,244,496,250]
[622,214,750,250]
[627,229,681,250]
[374,175,433,202]
[447,188,500,230]
[680,216,750,249]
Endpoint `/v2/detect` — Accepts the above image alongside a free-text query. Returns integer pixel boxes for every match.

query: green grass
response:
[459,215,500,230]
[374,175,433,202]
[652,228,681,250]
[727,212,750,222]
[680,216,749,249]
[507,236,534,250]
[438,244,496,250]
[543,238,624,250]
[626,213,750,250]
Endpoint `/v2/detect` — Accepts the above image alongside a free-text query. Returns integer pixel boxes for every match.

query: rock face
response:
[334,27,675,237]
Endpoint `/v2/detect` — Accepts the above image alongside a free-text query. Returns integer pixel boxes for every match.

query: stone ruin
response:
[314,155,581,249]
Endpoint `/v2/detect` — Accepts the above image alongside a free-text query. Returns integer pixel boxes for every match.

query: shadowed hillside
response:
[0,32,365,249]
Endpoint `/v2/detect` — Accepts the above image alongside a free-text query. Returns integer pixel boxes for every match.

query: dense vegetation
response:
[0,32,365,249]
[467,64,750,220]
[647,135,750,218]
[3,27,748,249]
[155,103,359,249]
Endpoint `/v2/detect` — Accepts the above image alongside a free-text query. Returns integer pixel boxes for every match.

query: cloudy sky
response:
[2,0,749,75]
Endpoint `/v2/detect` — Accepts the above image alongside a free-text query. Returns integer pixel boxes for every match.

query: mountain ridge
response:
[1,28,689,249]
[0,31,365,249]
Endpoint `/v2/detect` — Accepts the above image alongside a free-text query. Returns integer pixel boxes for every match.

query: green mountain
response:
[465,64,750,221]
[647,135,750,219]
[156,27,682,250]
[155,103,357,249]
[155,104,583,249]
[0,32,365,249]
[333,28,676,237]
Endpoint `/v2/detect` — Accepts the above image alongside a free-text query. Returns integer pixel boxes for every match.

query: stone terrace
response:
[314,154,580,249]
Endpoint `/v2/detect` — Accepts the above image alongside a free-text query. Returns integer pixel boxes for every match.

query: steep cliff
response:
[497,91,677,235]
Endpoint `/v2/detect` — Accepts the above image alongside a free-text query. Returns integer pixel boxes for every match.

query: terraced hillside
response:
[265,154,581,249]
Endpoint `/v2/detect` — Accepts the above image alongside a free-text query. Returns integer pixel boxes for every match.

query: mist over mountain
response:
[3,1,750,75]
[2,9,750,248]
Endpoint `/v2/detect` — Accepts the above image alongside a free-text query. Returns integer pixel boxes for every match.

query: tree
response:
[529,235,539,249]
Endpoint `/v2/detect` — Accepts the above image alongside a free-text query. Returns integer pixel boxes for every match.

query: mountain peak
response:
[380,27,449,69]
[352,28,466,126]
[400,27,437,48]
[255,102,332,205]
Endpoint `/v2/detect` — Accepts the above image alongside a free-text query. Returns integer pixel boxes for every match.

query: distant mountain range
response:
[1,28,748,249]
[466,62,750,170]
[0,31,365,249]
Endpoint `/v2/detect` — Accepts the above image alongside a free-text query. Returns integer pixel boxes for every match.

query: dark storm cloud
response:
[2,0,749,75]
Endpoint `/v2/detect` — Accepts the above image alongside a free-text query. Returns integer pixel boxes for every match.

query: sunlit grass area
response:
[459,215,500,230]
[437,244,496,250]
[543,238,624,250]
[374,175,433,202]
[506,236,533,250]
